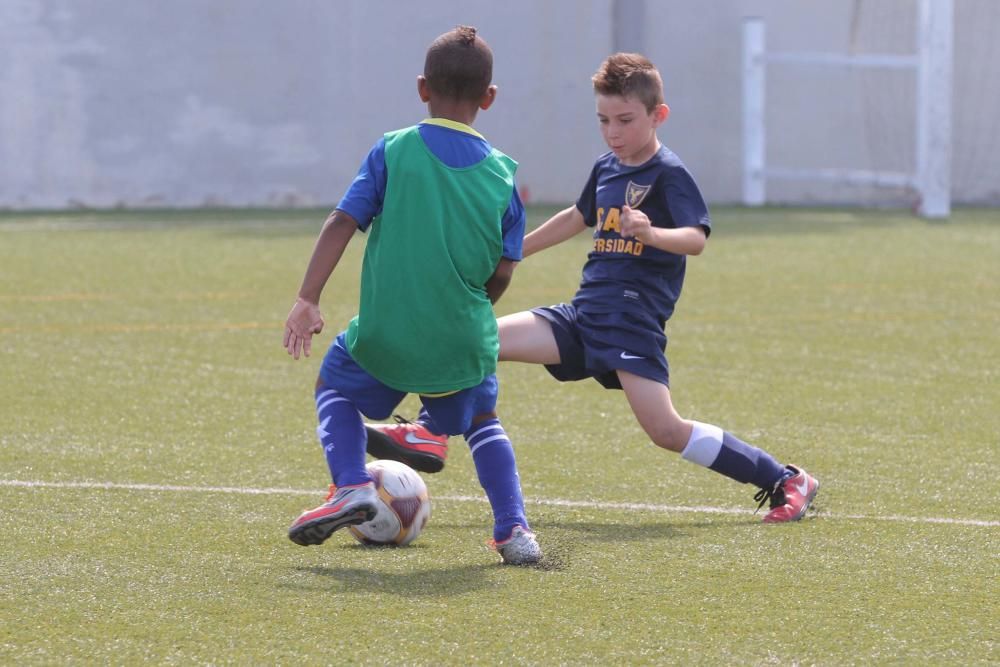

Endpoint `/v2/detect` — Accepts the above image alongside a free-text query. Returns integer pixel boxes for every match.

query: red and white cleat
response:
[288,482,378,546]
[755,465,820,523]
[366,415,449,473]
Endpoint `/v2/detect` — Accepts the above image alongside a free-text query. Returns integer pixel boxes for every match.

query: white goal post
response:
[742,0,953,218]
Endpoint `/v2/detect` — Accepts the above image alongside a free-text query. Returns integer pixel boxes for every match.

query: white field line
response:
[4,479,998,528]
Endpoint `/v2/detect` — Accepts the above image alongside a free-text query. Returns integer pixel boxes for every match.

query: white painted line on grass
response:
[2,478,997,528]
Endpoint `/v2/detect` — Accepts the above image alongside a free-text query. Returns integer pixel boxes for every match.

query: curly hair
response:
[423,25,493,102]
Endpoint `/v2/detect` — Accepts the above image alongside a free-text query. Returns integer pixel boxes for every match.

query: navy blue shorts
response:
[319,332,498,436]
[532,303,669,389]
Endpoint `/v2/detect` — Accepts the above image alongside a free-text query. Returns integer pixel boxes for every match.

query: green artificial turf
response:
[1,207,997,665]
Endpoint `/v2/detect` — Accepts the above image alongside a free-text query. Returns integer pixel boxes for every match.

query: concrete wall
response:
[2,0,998,209]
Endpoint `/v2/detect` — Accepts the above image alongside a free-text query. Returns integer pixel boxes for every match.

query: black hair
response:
[423,25,493,102]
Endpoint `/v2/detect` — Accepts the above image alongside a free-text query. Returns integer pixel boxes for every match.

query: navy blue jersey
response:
[574,145,710,321]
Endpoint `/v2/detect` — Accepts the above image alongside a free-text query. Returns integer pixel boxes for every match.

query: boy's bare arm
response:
[620,205,707,255]
[523,206,587,257]
[485,257,516,304]
[283,209,359,360]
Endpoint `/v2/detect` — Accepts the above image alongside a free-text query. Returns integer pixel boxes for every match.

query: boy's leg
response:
[313,381,373,488]
[364,309,561,471]
[288,381,378,546]
[289,333,406,546]
[497,311,561,363]
[465,414,540,565]
[462,414,530,541]
[618,370,818,522]
[422,378,541,564]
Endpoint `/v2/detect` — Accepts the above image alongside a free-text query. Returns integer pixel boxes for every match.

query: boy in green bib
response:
[283,26,540,565]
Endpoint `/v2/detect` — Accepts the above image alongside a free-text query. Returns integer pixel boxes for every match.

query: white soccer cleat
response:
[490,525,542,565]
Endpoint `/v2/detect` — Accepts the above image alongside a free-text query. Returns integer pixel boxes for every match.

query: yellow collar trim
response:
[421,118,484,139]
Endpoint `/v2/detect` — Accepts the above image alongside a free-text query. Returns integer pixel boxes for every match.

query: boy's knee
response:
[425,410,497,437]
[646,419,690,453]
[365,406,395,421]
[470,410,498,426]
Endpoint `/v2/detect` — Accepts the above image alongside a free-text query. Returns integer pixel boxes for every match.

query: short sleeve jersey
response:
[574,145,710,321]
[337,120,526,261]
[335,120,526,393]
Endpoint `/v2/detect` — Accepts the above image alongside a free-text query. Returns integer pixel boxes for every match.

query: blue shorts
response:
[319,332,498,436]
[532,303,669,389]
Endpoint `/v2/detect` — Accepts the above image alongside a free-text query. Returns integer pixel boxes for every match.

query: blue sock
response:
[314,387,371,488]
[416,406,445,436]
[464,418,528,541]
[681,421,788,489]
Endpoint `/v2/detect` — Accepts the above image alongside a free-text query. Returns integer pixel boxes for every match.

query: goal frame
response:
[741,0,953,218]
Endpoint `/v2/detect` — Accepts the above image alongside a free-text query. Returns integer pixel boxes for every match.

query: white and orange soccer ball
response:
[349,460,431,546]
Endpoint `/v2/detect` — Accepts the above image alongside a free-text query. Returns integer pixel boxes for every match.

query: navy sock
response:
[710,431,787,489]
[681,421,787,489]
[314,387,371,488]
[464,418,528,541]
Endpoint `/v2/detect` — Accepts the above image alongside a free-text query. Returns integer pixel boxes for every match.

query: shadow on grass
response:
[542,519,731,542]
[287,562,498,596]
[531,516,758,571]
[280,514,763,588]
[430,515,755,544]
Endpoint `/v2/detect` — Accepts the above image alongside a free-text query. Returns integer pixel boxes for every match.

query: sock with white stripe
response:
[314,386,371,488]
[464,418,528,541]
[680,421,787,489]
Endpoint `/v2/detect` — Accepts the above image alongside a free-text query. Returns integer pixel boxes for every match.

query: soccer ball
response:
[349,459,431,546]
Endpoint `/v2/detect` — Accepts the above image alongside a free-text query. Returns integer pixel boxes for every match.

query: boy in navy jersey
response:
[283,26,540,564]
[368,53,819,522]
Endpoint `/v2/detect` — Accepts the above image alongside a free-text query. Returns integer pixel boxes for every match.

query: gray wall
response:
[2,0,998,209]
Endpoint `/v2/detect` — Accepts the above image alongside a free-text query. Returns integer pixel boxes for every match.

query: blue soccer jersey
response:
[573,145,710,321]
[336,119,526,261]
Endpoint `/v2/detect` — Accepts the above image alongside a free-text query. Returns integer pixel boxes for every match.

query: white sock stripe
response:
[316,396,349,414]
[467,427,504,444]
[467,429,505,448]
[466,421,503,441]
[468,433,510,454]
[681,421,724,468]
[315,389,338,403]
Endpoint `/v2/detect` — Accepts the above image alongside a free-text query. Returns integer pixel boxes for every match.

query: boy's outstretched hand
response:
[283,298,324,360]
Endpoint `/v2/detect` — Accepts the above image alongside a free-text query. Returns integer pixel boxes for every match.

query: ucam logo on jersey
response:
[593,201,648,256]
[625,180,652,208]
